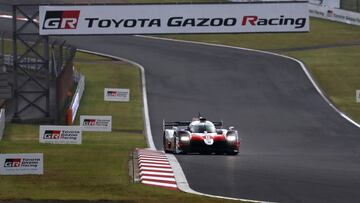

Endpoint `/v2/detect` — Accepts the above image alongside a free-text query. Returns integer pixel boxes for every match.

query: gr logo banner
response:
[43,10,80,29]
[104,88,130,102]
[80,115,112,132]
[0,153,44,175]
[39,3,309,35]
[43,130,61,139]
[4,159,22,167]
[83,119,96,126]
[39,125,82,144]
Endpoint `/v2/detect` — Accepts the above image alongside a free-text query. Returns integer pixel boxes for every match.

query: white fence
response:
[68,74,85,124]
[0,109,5,141]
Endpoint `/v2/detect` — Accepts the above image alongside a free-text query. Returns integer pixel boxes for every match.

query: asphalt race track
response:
[1,7,360,203]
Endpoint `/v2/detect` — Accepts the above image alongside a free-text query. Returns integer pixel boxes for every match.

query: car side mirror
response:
[229,126,234,130]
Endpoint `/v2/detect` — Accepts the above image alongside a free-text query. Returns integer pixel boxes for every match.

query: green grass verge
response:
[286,46,360,121]
[0,52,240,203]
[162,18,360,50]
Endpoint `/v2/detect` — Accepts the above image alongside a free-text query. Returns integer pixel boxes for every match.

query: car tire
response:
[173,136,186,154]
[163,134,171,153]
[227,151,239,155]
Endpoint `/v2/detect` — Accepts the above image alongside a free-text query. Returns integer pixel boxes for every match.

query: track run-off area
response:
[1,7,360,203]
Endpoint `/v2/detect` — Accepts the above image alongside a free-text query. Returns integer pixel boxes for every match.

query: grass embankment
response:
[287,46,360,120]
[160,18,360,123]
[0,52,239,203]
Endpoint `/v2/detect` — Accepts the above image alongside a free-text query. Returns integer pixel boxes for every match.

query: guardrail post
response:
[12,6,18,119]
[0,109,5,141]
[1,32,4,71]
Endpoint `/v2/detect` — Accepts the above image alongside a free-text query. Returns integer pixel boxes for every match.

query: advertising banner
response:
[309,4,360,26]
[80,115,112,132]
[39,125,82,144]
[104,88,130,102]
[0,153,43,175]
[39,2,309,35]
[357,90,360,103]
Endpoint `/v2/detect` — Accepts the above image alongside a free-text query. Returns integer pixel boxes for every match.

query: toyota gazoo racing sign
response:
[80,115,112,132]
[104,88,130,102]
[39,2,309,35]
[39,125,82,144]
[0,153,43,175]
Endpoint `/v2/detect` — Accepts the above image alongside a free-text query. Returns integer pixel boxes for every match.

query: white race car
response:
[163,116,240,155]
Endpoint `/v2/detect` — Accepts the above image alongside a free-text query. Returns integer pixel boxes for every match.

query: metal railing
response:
[67,74,85,125]
[0,108,5,141]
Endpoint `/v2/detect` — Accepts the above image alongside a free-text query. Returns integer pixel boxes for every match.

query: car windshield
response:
[190,123,216,133]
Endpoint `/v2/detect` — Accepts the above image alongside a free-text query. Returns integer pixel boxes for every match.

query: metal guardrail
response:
[67,74,85,125]
[0,108,5,141]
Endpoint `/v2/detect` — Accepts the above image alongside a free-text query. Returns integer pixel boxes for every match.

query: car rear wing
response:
[162,120,223,131]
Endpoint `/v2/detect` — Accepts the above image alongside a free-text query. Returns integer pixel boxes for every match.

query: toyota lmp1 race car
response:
[163,117,240,155]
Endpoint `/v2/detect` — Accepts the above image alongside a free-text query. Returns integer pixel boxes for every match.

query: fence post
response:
[60,41,66,71]
[1,32,4,71]
[12,6,18,119]
[0,109,5,141]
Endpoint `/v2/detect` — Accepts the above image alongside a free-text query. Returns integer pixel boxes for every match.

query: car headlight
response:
[180,136,190,142]
[226,135,236,142]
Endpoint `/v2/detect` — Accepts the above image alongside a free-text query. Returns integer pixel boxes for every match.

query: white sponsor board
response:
[309,4,360,26]
[104,88,130,102]
[357,90,360,103]
[0,153,43,175]
[0,109,5,141]
[39,2,309,35]
[80,115,112,132]
[39,125,82,144]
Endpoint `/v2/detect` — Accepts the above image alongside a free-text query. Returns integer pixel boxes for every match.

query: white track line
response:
[139,160,170,164]
[141,180,177,188]
[140,167,173,172]
[138,156,167,160]
[138,154,167,158]
[139,163,171,168]
[140,171,174,177]
[138,158,168,162]
[141,176,176,182]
